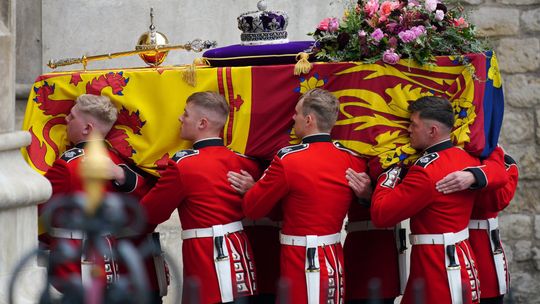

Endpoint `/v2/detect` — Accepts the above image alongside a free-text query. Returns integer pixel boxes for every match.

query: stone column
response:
[0,0,52,303]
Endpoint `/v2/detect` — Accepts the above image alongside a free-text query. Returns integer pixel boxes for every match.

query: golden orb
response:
[136,8,170,66]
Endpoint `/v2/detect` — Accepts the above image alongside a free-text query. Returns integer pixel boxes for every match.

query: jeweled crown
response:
[237,0,289,45]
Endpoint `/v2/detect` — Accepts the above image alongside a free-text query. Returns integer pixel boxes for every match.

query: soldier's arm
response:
[371,166,434,228]
[478,154,519,212]
[39,160,73,245]
[44,160,73,196]
[140,160,185,225]
[242,155,289,219]
[109,155,155,197]
[436,146,508,194]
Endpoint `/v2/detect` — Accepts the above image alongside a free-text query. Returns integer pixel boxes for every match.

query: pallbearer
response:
[39,94,158,299]
[350,96,482,304]
[228,88,368,304]
[436,146,518,304]
[138,92,261,304]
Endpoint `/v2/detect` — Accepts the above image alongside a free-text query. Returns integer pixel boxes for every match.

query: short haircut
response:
[75,94,118,127]
[300,88,339,132]
[408,96,454,130]
[186,91,230,126]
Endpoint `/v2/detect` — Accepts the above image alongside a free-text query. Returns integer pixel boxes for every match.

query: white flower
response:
[435,9,445,21]
[425,0,438,12]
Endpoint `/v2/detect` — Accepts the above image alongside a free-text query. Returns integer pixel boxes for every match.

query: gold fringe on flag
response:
[182,58,211,87]
[294,52,312,76]
[182,61,197,87]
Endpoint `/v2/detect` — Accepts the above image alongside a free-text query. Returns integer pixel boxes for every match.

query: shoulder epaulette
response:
[333,141,360,156]
[171,149,199,163]
[61,148,84,162]
[277,144,308,159]
[504,154,517,169]
[414,152,439,168]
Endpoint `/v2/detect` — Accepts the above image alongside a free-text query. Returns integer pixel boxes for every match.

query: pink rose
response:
[382,49,400,64]
[425,0,438,12]
[408,0,420,7]
[398,30,416,43]
[364,0,380,17]
[435,9,445,21]
[358,30,367,37]
[380,1,400,16]
[317,18,331,31]
[411,25,426,37]
[371,28,384,42]
[452,17,469,28]
[328,18,340,32]
[380,1,393,16]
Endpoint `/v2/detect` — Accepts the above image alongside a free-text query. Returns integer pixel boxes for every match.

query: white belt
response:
[346,220,394,233]
[409,228,469,245]
[471,217,507,295]
[468,218,498,230]
[242,217,281,228]
[181,221,243,240]
[411,228,469,304]
[280,232,341,304]
[182,222,242,302]
[279,232,341,246]
[49,227,86,239]
[49,227,110,239]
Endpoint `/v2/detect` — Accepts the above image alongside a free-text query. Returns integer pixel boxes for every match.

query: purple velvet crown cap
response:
[202,41,315,67]
[237,0,289,45]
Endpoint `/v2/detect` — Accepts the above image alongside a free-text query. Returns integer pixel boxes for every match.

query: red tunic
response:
[371,140,481,304]
[243,134,367,304]
[39,141,152,292]
[140,138,261,304]
[469,147,518,299]
[344,203,400,300]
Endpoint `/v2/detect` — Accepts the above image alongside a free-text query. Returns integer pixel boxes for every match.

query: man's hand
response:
[346,168,372,200]
[110,161,126,185]
[436,171,475,194]
[227,170,255,195]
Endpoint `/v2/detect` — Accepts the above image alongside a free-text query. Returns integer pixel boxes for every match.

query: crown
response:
[237,0,289,46]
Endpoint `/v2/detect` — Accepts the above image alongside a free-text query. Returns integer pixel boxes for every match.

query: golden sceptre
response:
[47,39,217,70]
[47,8,217,70]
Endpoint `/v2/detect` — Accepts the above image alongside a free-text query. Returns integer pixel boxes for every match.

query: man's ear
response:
[198,117,209,130]
[305,114,313,125]
[82,123,93,135]
[429,122,445,138]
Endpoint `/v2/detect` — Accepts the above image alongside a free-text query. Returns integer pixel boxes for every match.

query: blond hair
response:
[75,94,118,134]
[186,91,229,128]
[300,88,339,132]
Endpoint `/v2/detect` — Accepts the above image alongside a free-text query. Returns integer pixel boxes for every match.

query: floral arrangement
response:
[309,0,488,65]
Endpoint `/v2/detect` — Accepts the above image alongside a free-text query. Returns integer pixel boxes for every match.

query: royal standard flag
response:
[23,51,504,177]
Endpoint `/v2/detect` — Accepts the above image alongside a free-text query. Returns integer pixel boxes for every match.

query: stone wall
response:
[0,0,52,303]
[467,0,540,303]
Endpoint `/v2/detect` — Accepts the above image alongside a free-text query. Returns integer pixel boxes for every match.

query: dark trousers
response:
[346,299,396,304]
[480,295,504,304]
